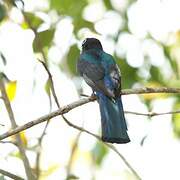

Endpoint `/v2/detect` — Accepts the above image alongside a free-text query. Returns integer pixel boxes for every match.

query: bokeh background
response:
[0,0,180,179]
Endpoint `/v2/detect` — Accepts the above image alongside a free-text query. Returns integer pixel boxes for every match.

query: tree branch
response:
[121,87,180,95]
[125,110,180,117]
[0,79,36,180]
[0,87,179,141]
[0,168,24,180]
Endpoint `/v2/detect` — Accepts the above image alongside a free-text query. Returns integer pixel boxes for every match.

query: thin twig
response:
[0,85,179,179]
[38,59,60,107]
[35,59,61,178]
[38,60,84,179]
[125,110,180,117]
[0,168,25,180]
[0,140,18,146]
[35,60,53,179]
[0,80,35,180]
[121,87,180,95]
[24,4,55,174]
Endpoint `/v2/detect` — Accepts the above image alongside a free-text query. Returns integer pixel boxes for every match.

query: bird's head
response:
[82,38,103,51]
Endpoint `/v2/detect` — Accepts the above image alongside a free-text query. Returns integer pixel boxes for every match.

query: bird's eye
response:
[82,39,87,46]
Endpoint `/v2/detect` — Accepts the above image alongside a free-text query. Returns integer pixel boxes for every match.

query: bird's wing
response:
[77,60,104,81]
[77,60,115,98]
[108,63,122,97]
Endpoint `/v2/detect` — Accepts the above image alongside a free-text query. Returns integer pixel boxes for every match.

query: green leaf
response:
[91,142,108,166]
[45,79,51,96]
[67,45,80,75]
[50,0,93,34]
[73,18,95,34]
[103,0,113,10]
[23,12,44,29]
[50,0,87,17]
[33,29,55,52]
[163,45,179,79]
[149,65,165,85]
[0,4,6,22]
[116,57,138,88]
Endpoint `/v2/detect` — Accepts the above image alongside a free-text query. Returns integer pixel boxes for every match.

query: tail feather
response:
[98,94,130,144]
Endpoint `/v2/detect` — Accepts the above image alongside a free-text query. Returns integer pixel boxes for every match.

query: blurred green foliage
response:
[0,4,6,22]
[91,141,108,167]
[33,29,55,52]
[67,45,80,75]
[0,176,5,180]
[0,0,180,179]
[23,12,44,29]
[50,0,94,33]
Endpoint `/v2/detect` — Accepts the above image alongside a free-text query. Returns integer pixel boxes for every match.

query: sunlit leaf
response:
[41,164,59,178]
[21,21,29,29]
[67,45,80,75]
[23,12,44,30]
[10,130,27,147]
[33,29,55,52]
[19,131,28,147]
[91,142,108,166]
[10,151,21,159]
[6,81,17,101]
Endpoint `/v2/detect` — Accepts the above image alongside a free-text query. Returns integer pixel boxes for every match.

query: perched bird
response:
[77,38,130,144]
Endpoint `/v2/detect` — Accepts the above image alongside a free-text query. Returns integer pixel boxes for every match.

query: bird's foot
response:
[90,91,97,100]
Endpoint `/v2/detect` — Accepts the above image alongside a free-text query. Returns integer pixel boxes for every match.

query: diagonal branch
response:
[0,87,180,141]
[0,79,36,180]
[0,84,179,179]
[0,168,24,180]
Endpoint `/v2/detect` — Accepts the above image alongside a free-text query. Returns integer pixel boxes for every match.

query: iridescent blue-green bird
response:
[77,38,130,143]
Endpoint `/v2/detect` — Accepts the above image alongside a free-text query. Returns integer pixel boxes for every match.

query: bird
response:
[77,38,130,144]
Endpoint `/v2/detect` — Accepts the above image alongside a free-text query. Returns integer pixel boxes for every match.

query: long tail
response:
[98,94,130,144]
